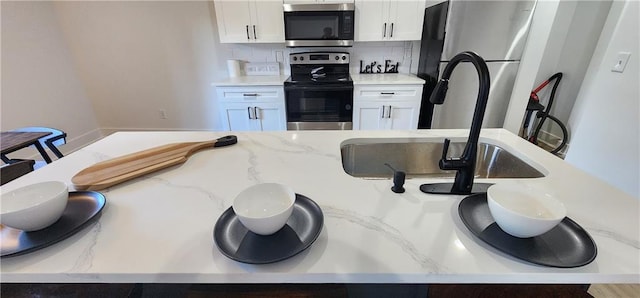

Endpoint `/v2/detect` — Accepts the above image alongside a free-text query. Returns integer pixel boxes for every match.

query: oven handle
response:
[284,85,354,91]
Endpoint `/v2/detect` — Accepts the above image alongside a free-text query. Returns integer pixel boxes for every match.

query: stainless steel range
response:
[284,52,353,130]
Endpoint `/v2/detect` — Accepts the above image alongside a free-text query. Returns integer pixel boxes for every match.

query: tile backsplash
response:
[220,41,420,76]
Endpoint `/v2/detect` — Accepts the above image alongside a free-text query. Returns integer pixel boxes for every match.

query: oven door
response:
[284,84,353,130]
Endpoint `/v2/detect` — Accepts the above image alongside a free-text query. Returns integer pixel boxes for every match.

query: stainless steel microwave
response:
[283,3,355,47]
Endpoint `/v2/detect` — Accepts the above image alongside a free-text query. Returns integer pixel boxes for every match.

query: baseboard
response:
[537,129,569,157]
[4,128,105,161]
[4,127,228,162]
[63,128,106,155]
[100,127,222,136]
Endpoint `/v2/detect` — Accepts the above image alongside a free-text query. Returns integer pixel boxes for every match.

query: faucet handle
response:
[441,138,451,160]
[439,138,461,170]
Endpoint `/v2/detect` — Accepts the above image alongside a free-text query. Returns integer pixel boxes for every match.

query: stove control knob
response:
[300,56,304,61]
[342,56,347,60]
[335,56,340,60]
[293,56,298,61]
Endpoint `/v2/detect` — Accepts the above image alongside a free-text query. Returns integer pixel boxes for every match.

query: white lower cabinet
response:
[221,102,286,131]
[217,86,286,131]
[353,85,423,130]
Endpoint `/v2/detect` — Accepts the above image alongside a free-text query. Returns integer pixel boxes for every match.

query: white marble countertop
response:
[1,129,638,284]
[351,73,425,85]
[212,75,289,86]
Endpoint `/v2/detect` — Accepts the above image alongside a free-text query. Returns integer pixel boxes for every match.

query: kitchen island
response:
[1,129,638,284]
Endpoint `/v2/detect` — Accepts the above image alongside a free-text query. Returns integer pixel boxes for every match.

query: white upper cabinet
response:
[214,0,285,43]
[355,0,426,41]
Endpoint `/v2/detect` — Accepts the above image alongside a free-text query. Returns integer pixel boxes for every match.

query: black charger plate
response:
[1,191,106,257]
[458,193,597,268]
[214,194,323,264]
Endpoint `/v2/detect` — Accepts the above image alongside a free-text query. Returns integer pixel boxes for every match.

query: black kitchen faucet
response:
[420,51,494,195]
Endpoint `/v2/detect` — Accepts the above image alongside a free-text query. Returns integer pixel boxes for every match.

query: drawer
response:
[354,85,422,100]
[216,86,284,102]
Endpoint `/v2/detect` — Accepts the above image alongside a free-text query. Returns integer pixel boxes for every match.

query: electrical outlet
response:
[159,109,167,119]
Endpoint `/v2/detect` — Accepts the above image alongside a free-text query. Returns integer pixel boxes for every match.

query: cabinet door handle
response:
[380,92,395,95]
[383,23,387,38]
[253,107,259,119]
[390,23,394,38]
[380,106,386,119]
[253,25,257,40]
[388,105,393,118]
[246,25,250,39]
[243,93,258,97]
[247,107,253,119]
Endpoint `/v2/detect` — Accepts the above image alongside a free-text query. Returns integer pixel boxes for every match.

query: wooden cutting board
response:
[71,135,237,191]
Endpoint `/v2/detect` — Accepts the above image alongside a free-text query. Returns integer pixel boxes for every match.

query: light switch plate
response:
[611,52,631,73]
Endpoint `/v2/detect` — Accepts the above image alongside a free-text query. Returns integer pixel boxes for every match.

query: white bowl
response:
[487,182,566,238]
[1,181,69,231]
[232,183,296,235]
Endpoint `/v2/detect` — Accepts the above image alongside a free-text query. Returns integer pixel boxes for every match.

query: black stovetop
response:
[284,74,352,86]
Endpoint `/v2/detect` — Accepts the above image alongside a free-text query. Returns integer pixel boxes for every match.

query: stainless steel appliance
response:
[417,0,536,129]
[284,52,353,130]
[283,3,354,47]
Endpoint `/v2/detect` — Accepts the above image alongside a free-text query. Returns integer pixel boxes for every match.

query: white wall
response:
[565,0,639,199]
[0,1,101,157]
[504,0,562,134]
[539,1,611,138]
[53,1,223,132]
[504,0,611,145]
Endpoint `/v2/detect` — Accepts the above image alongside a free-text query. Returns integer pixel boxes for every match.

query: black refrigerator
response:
[416,0,536,129]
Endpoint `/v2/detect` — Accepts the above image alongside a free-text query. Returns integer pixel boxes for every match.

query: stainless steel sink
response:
[340,138,545,179]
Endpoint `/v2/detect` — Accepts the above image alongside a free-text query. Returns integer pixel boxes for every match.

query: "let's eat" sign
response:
[359,60,399,74]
